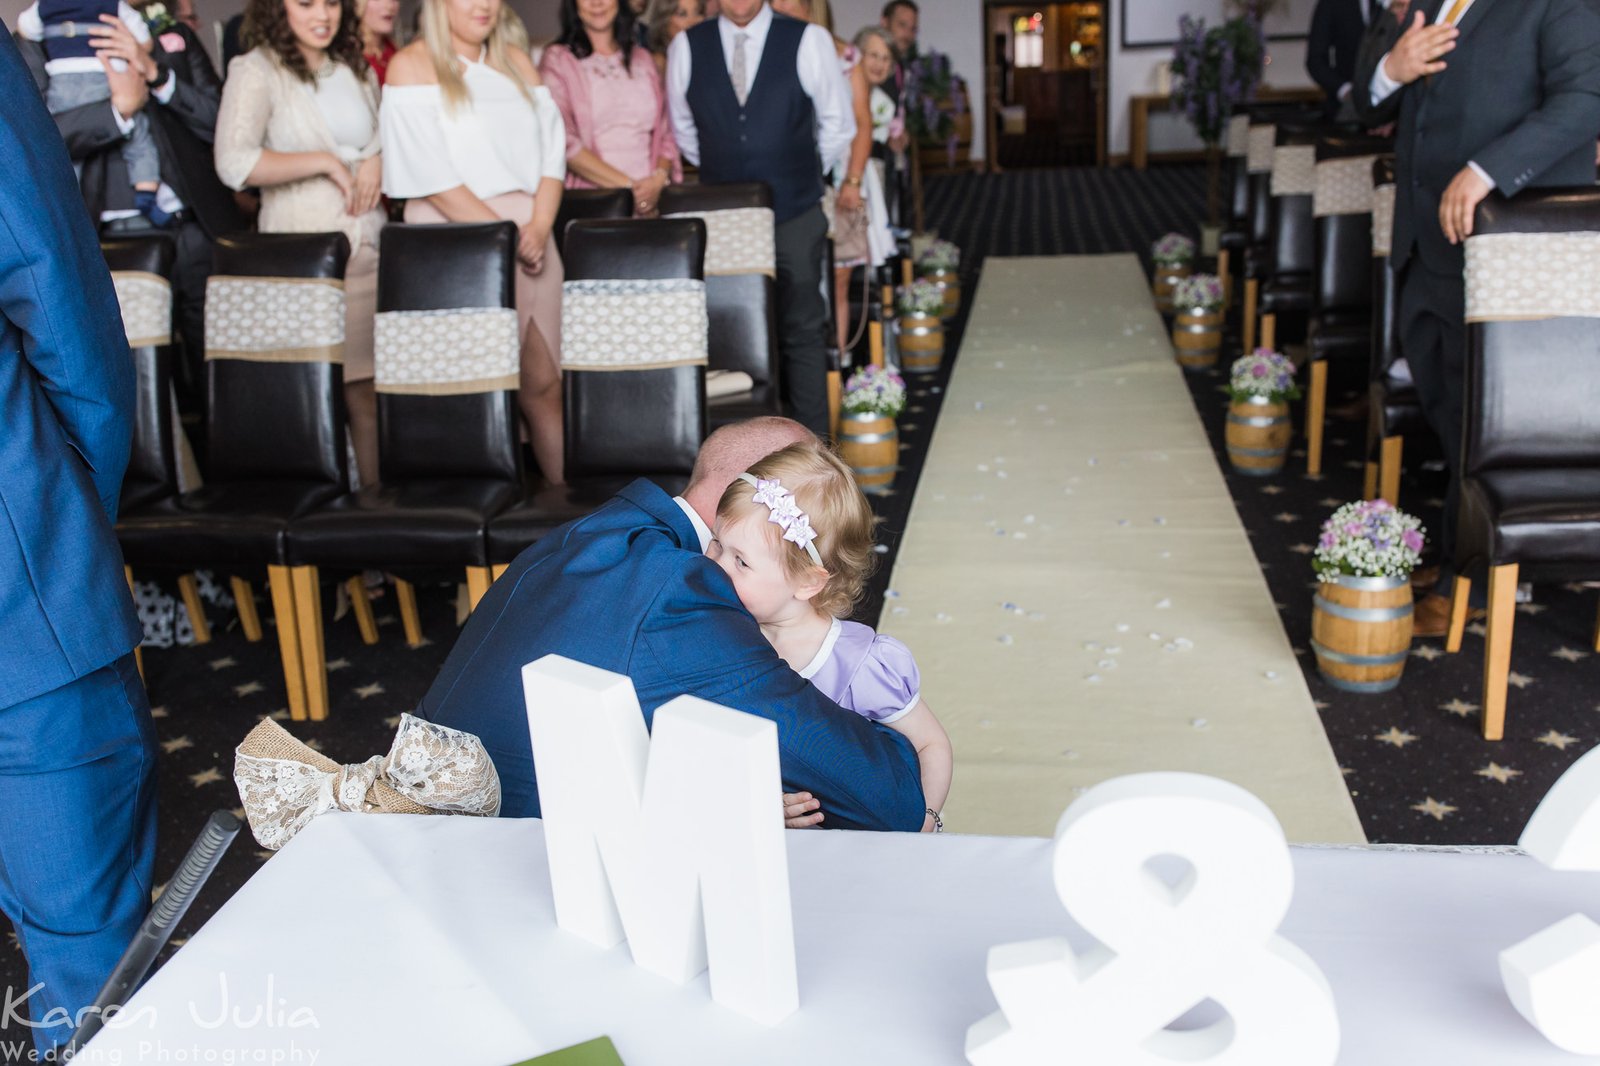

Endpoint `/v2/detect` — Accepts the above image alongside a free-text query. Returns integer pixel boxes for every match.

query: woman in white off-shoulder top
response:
[381,0,567,485]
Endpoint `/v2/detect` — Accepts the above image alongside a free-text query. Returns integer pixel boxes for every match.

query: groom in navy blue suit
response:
[0,27,157,1058]
[421,418,927,832]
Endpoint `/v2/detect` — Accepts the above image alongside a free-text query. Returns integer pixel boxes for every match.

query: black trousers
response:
[774,204,830,435]
[1397,257,1466,593]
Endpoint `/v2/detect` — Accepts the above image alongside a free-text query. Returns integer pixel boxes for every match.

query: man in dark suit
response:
[1354,0,1600,634]
[1307,0,1388,120]
[420,418,929,833]
[17,6,243,416]
[0,27,157,1059]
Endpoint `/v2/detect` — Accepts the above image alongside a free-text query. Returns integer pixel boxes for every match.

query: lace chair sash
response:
[1371,184,1396,258]
[111,270,172,348]
[1226,114,1251,158]
[1271,145,1316,197]
[664,206,776,277]
[1247,125,1276,174]
[561,278,709,371]
[205,275,345,364]
[374,307,521,396]
[1313,156,1378,218]
[1465,232,1600,322]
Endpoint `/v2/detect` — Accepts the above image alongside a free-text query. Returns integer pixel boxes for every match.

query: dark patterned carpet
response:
[4,164,1596,1002]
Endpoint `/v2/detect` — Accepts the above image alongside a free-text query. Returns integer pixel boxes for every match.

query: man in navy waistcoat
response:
[666,0,855,436]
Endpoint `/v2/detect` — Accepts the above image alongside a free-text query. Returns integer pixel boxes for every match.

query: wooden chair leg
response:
[1593,597,1600,654]
[1260,312,1277,353]
[290,566,328,723]
[901,258,913,289]
[1306,360,1329,476]
[491,563,509,582]
[466,567,493,611]
[876,288,892,369]
[230,576,263,642]
[1379,436,1403,506]
[1363,462,1379,500]
[1242,278,1258,354]
[827,367,841,441]
[1445,575,1472,653]
[1217,249,1231,309]
[346,576,379,645]
[1481,563,1519,742]
[266,565,308,722]
[394,578,424,647]
[177,573,211,644]
[125,566,144,683]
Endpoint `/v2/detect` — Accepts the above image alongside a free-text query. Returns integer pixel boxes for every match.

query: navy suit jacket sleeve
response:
[1306,0,1346,98]
[1352,12,1404,127]
[639,556,927,833]
[0,30,134,523]
[1472,0,1600,195]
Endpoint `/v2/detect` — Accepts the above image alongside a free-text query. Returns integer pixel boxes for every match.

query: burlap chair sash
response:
[664,206,775,277]
[205,275,345,364]
[111,270,172,348]
[1465,232,1600,322]
[373,307,520,396]
[561,278,709,371]
[1247,125,1276,174]
[1314,155,1379,218]
[233,713,502,851]
[1371,184,1396,258]
[1226,114,1251,158]
[1271,145,1317,197]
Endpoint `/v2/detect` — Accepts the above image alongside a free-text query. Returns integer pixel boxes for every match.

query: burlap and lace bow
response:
[234,714,502,850]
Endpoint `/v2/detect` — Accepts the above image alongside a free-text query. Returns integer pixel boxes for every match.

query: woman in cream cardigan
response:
[215,0,386,488]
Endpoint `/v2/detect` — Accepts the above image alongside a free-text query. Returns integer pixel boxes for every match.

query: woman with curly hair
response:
[215,0,386,487]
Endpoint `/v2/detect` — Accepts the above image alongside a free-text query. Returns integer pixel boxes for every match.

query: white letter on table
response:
[521,654,798,1026]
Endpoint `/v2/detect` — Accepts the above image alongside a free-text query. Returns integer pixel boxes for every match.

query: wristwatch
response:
[843,174,863,187]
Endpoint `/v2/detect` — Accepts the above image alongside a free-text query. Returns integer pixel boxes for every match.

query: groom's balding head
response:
[683,417,818,526]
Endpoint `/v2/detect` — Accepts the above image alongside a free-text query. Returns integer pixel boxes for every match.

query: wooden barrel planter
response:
[1172,308,1222,369]
[838,413,898,494]
[897,314,944,375]
[1225,397,1292,475]
[1152,263,1191,313]
[921,268,961,320]
[1311,575,1414,693]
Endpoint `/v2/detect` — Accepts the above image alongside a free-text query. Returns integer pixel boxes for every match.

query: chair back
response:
[373,222,523,483]
[553,188,635,258]
[561,218,708,479]
[1225,111,1252,227]
[660,182,779,390]
[1313,134,1388,313]
[1243,104,1318,245]
[104,233,178,502]
[1369,155,1404,387]
[1266,123,1321,278]
[204,232,349,486]
[1464,189,1600,475]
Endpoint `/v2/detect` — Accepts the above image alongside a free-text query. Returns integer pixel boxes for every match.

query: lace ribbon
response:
[205,275,345,364]
[1371,183,1396,258]
[1465,232,1600,322]
[374,307,520,395]
[1313,155,1378,218]
[664,206,776,277]
[112,271,172,348]
[1226,114,1250,159]
[561,278,708,370]
[1270,145,1316,197]
[234,714,501,851]
[1246,125,1276,174]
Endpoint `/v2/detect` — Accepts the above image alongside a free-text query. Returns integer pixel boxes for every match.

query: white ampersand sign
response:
[966,772,1340,1066]
[1500,744,1600,1054]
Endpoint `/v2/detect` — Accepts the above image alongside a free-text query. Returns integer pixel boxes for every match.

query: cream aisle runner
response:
[881,255,1365,843]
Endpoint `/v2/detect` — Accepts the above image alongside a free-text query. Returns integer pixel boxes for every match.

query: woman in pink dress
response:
[539,0,679,215]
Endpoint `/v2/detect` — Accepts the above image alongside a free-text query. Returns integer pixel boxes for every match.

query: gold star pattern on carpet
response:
[1440,698,1478,718]
[149,705,168,718]
[1476,763,1522,784]
[1552,647,1590,662]
[161,736,193,754]
[1318,498,1344,508]
[1260,484,1284,495]
[1517,602,1547,616]
[1273,512,1300,523]
[1536,730,1579,751]
[1375,726,1418,748]
[327,657,351,672]
[233,680,264,697]
[354,682,385,699]
[208,656,237,671]
[1411,797,1457,821]
[1508,672,1536,689]
[1412,645,1443,661]
[189,767,223,788]
[1289,543,1315,555]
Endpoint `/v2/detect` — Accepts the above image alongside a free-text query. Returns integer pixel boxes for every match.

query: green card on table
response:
[508,1036,625,1066]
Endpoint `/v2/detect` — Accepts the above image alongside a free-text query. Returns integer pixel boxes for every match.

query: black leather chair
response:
[485,217,708,568]
[1444,189,1600,740]
[1237,105,1320,352]
[117,232,353,719]
[1363,154,1429,505]
[660,182,781,427]
[552,187,634,258]
[1304,133,1391,476]
[104,235,180,515]
[286,222,526,717]
[1252,122,1323,357]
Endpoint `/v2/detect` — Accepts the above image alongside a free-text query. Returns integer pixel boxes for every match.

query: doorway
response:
[982,2,1107,170]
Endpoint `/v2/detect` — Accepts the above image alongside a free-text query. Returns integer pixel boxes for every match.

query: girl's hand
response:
[320,153,353,200]
[632,172,667,216]
[518,222,550,274]
[837,181,864,214]
[782,790,824,829]
[349,154,382,216]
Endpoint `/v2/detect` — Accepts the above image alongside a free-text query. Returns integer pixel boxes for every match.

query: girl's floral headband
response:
[736,473,823,565]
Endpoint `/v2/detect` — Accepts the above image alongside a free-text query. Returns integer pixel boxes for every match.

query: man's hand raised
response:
[1382,10,1458,86]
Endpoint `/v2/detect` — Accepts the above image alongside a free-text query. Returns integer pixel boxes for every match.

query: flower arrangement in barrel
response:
[1314,500,1426,580]
[1172,274,1225,315]
[917,239,960,275]
[898,278,945,317]
[1152,232,1196,268]
[842,365,906,420]
[1229,348,1302,403]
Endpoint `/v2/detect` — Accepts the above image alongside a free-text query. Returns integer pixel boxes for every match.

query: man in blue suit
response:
[421,418,928,832]
[0,26,157,1059]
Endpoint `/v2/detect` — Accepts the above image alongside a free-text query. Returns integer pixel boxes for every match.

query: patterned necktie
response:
[732,31,750,107]
[1441,0,1471,24]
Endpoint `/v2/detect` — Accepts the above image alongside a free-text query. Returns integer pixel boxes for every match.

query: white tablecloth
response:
[80,814,1600,1064]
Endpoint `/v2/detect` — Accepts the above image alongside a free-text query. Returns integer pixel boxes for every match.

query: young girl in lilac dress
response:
[710,443,952,832]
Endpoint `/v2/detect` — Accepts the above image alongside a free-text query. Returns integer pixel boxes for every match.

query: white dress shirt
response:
[673,496,713,553]
[665,3,855,173]
[1368,0,1493,188]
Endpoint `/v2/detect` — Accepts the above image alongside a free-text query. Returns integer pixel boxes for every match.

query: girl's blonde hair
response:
[717,441,877,619]
[420,0,532,111]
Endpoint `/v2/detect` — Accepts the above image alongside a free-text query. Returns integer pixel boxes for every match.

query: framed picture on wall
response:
[1120,0,1310,49]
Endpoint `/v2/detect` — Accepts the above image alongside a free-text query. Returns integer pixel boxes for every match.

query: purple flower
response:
[1402,529,1424,552]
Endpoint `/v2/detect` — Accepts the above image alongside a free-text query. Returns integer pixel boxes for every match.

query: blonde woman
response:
[382,0,567,485]
[216,0,385,487]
